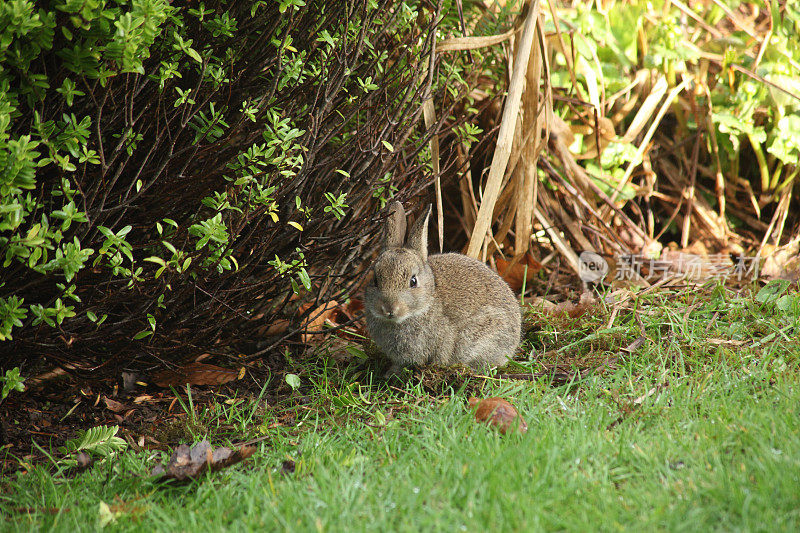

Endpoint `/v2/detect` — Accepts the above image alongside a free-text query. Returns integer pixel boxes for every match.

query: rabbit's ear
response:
[406,204,431,261]
[382,200,407,250]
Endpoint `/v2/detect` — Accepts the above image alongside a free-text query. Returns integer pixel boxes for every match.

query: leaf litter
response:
[469,397,528,435]
[151,440,256,482]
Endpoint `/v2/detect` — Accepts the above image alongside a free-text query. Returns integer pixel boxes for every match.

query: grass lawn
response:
[2,283,800,531]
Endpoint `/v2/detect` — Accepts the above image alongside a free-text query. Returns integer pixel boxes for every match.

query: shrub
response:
[0,0,489,371]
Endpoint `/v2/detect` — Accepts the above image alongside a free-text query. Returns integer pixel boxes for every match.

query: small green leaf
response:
[133,329,153,340]
[285,373,301,390]
[1,368,26,400]
[98,501,117,528]
[186,47,203,63]
[298,267,311,291]
[144,256,167,267]
[756,279,791,304]
[776,294,800,316]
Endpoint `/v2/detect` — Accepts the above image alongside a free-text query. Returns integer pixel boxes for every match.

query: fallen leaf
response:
[548,291,597,318]
[151,363,241,388]
[708,338,746,346]
[496,253,542,291]
[256,319,291,337]
[468,397,527,435]
[299,300,339,343]
[151,440,256,481]
[103,397,129,413]
[761,239,800,281]
[97,501,118,528]
[113,410,136,423]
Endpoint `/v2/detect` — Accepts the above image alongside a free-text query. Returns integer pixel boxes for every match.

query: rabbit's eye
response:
[409,275,417,288]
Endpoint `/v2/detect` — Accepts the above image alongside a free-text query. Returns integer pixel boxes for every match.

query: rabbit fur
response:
[365,201,521,375]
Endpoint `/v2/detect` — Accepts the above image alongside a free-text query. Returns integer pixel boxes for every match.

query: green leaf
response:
[285,373,301,390]
[776,294,800,316]
[144,256,167,267]
[298,267,311,291]
[1,368,26,400]
[97,501,118,528]
[767,114,800,164]
[61,425,126,456]
[133,329,153,340]
[186,47,203,64]
[756,279,791,304]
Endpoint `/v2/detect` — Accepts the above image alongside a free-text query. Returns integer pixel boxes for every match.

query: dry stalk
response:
[466,0,541,258]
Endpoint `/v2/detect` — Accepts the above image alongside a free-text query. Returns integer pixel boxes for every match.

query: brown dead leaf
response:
[259,298,364,344]
[103,397,129,413]
[151,363,241,388]
[468,397,528,435]
[761,238,800,281]
[113,410,136,423]
[331,298,364,323]
[496,253,542,291]
[151,440,255,481]
[132,394,154,404]
[548,291,597,319]
[339,299,367,337]
[299,300,339,343]
[256,319,292,337]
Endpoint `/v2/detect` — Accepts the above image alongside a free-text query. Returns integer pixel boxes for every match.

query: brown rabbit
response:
[365,201,521,376]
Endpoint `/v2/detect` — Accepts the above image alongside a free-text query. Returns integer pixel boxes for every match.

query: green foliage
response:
[549,0,800,206]
[756,279,792,305]
[56,424,127,469]
[0,366,25,400]
[0,295,26,340]
[1,0,177,345]
[284,373,301,390]
[2,0,475,363]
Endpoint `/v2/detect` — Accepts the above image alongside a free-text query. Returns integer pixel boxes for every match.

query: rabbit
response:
[364,201,521,376]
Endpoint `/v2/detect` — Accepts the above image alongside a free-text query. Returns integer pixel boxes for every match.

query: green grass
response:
[2,284,800,531]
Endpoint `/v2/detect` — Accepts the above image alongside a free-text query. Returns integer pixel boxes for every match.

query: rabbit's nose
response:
[380,302,398,318]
